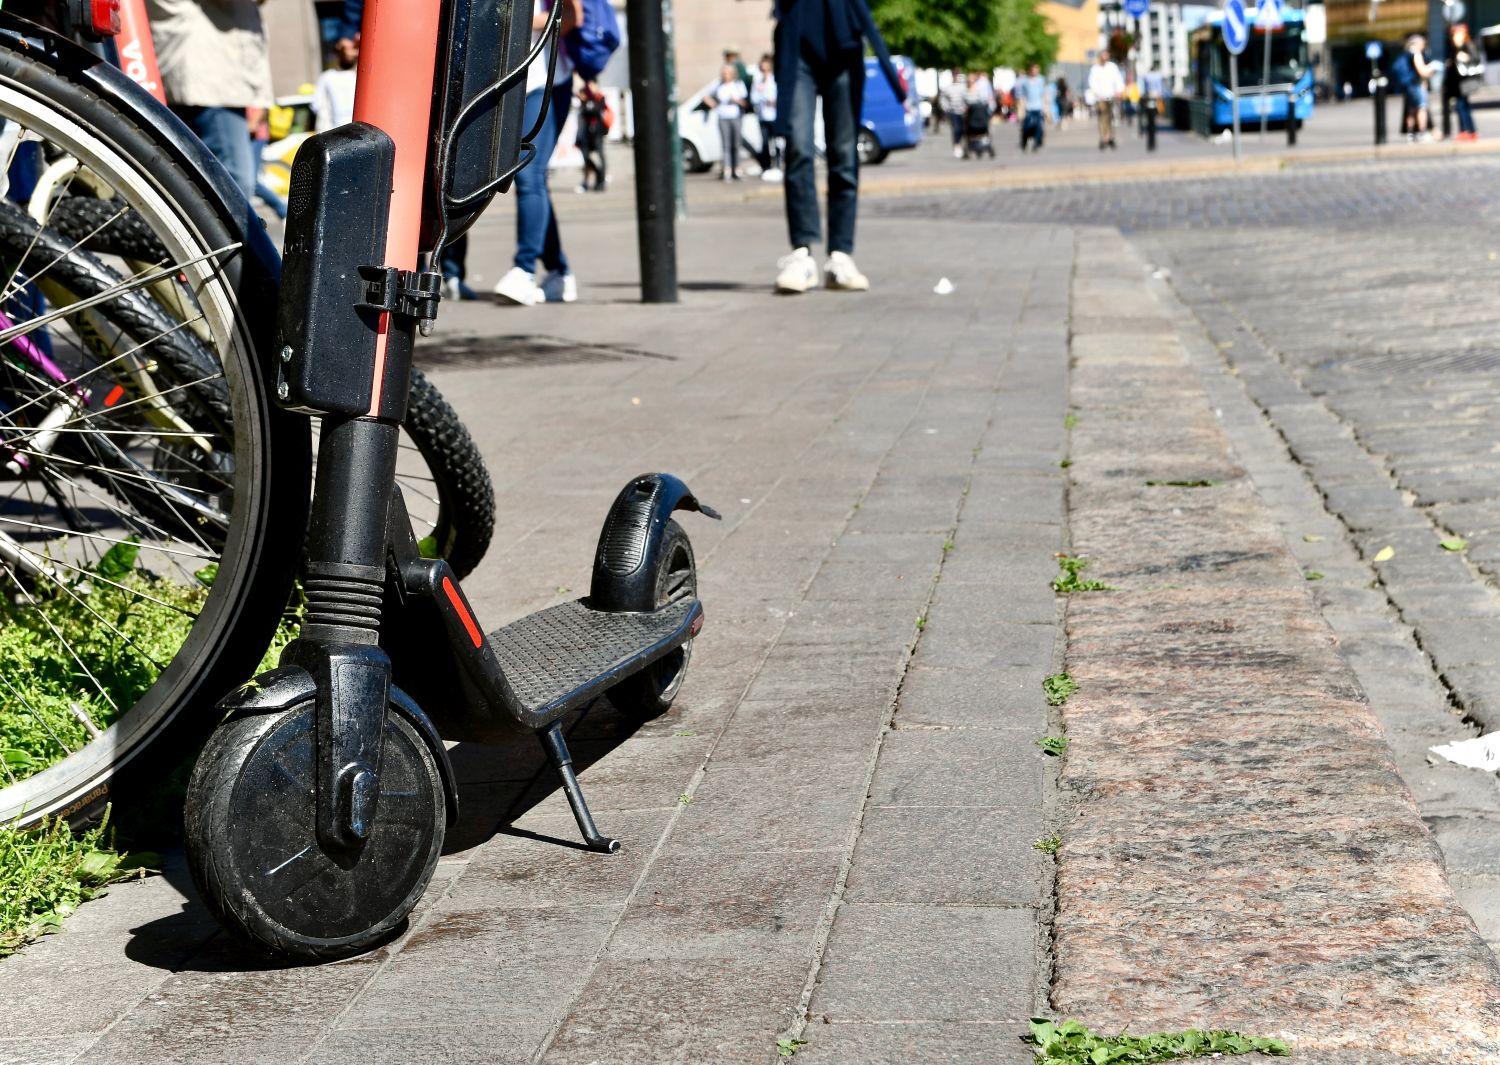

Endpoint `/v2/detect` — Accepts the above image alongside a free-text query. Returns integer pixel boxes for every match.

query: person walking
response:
[709,63,749,181]
[575,80,610,191]
[940,69,969,157]
[1054,75,1071,128]
[1017,63,1047,152]
[962,70,996,158]
[1087,50,1124,150]
[752,54,783,180]
[1447,23,1484,140]
[771,0,904,294]
[494,0,582,306]
[146,0,272,200]
[312,34,359,131]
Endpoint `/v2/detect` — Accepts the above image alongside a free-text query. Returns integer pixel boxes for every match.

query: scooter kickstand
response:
[538,721,621,853]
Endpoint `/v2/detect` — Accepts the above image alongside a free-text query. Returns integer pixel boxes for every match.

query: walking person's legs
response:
[178,106,255,200]
[821,62,867,291]
[498,83,570,304]
[1458,93,1477,135]
[776,56,821,292]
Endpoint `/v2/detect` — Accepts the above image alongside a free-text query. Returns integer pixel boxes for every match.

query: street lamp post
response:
[625,0,678,303]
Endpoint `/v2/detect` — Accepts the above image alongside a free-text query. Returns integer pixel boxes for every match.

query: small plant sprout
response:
[1304,571,1324,581]
[1064,412,1078,429]
[915,615,927,631]
[1042,673,1079,707]
[1052,555,1112,594]
[1441,537,1469,552]
[1058,458,1072,468]
[677,794,693,805]
[777,1038,807,1058]
[1033,835,1061,854]
[942,539,955,553]
[1036,735,1069,756]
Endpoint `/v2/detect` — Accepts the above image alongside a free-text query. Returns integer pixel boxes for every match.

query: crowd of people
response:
[1386,27,1485,142]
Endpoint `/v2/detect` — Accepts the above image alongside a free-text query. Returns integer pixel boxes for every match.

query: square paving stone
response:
[912,620,1058,673]
[544,955,809,1065]
[303,1026,537,1065]
[608,850,841,960]
[897,666,1049,730]
[667,762,867,853]
[869,730,1045,809]
[845,807,1042,906]
[811,904,1034,1022]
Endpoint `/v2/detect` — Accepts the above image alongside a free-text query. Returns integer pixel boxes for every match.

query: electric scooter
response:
[182,0,714,961]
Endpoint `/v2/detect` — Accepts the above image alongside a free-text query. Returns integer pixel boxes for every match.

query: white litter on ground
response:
[933,277,955,295]
[1430,733,1500,772]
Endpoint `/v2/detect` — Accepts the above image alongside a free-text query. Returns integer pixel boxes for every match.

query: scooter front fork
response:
[282,414,402,856]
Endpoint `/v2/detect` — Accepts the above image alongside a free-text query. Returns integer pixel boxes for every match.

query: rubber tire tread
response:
[404,365,495,579]
[47,194,172,265]
[184,704,445,961]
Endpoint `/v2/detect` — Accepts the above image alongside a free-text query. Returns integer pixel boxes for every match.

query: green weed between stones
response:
[1033,835,1061,854]
[0,541,297,783]
[777,1038,807,1058]
[1036,736,1069,756]
[1024,1018,1289,1063]
[0,808,156,957]
[1042,673,1079,707]
[1052,555,1112,594]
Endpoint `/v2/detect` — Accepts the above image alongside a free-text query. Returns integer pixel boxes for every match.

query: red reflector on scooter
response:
[90,0,122,36]
[441,576,484,648]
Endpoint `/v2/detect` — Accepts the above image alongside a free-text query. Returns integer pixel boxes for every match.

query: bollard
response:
[1286,108,1297,145]
[1146,100,1157,151]
[626,0,678,303]
[1372,74,1388,145]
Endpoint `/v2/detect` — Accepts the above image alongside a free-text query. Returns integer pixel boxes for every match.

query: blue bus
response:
[1177,7,1314,134]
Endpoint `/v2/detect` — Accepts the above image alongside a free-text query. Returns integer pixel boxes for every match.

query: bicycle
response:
[0,3,497,829]
[164,0,713,961]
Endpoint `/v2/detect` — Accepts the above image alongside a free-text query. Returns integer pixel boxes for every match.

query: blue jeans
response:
[1456,94,1477,134]
[784,53,858,255]
[175,106,254,201]
[514,82,572,276]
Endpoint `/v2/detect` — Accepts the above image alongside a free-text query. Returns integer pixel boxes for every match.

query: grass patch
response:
[0,809,156,956]
[1052,555,1112,594]
[1035,735,1069,756]
[1042,673,1079,707]
[1144,479,1218,488]
[1033,835,1061,854]
[776,1038,807,1058]
[1,542,297,783]
[1024,1018,1289,1063]
[1063,412,1078,429]
[1304,571,1324,581]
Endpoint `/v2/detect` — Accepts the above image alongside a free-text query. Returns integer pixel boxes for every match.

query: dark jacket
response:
[771,0,904,138]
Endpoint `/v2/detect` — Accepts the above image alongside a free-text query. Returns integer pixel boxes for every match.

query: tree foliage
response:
[871,0,1060,72]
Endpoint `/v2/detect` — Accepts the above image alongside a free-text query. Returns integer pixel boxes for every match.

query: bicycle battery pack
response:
[431,0,533,242]
[275,122,394,418]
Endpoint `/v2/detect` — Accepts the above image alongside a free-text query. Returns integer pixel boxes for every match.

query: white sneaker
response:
[541,269,578,304]
[442,276,461,302]
[953,145,964,158]
[823,251,869,292]
[761,167,784,183]
[493,267,544,305]
[775,247,818,293]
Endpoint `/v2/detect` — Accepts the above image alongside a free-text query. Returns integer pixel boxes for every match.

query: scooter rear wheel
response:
[184,699,445,962]
[606,519,696,721]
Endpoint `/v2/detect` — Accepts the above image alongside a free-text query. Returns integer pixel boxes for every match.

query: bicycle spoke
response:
[0,670,78,761]
[0,514,214,560]
[0,201,133,306]
[2,567,119,714]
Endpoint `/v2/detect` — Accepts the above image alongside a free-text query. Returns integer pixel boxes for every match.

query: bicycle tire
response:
[0,42,308,828]
[49,195,496,576]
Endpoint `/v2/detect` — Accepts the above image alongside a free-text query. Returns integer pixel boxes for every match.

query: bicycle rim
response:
[0,79,277,826]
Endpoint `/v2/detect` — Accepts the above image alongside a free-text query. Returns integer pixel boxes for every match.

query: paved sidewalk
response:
[0,208,1068,1064]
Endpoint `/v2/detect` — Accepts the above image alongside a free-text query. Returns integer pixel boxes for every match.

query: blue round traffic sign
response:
[1124,0,1150,19]
[1365,40,1383,61]
[1223,0,1249,55]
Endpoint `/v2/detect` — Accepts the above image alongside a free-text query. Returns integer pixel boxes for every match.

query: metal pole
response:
[662,0,685,220]
[1259,15,1272,138]
[626,0,678,303]
[1373,67,1387,144]
[1230,49,1241,160]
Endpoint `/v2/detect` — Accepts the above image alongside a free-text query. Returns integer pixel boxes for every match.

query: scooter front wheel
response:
[184,699,445,962]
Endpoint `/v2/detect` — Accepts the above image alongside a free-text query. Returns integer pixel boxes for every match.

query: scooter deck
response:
[490,596,700,719]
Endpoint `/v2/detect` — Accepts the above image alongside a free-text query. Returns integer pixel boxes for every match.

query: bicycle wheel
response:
[0,42,307,827]
[51,196,496,578]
